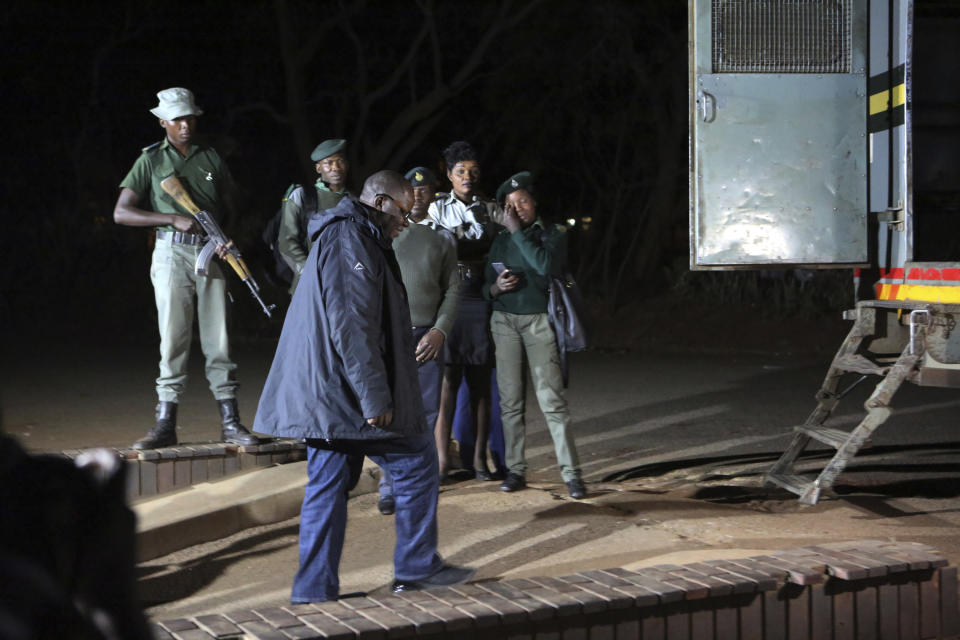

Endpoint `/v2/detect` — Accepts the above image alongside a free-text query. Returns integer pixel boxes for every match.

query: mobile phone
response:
[492,262,509,275]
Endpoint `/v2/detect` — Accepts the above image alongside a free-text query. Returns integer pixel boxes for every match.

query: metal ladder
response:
[764,306,929,505]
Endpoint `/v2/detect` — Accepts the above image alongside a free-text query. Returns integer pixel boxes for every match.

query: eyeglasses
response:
[376,193,413,220]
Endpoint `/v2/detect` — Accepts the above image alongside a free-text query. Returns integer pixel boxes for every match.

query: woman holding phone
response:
[484,171,585,499]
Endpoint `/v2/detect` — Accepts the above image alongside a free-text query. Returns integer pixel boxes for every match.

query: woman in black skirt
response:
[427,141,503,480]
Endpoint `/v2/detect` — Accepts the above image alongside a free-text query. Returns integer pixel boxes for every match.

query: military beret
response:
[496,171,534,204]
[404,166,437,188]
[310,139,347,162]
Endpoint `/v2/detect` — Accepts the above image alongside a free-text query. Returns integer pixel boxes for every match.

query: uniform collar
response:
[503,218,545,235]
[437,192,459,208]
[440,191,489,209]
[160,136,199,160]
[316,178,348,195]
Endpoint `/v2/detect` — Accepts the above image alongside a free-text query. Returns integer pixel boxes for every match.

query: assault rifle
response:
[159,175,276,318]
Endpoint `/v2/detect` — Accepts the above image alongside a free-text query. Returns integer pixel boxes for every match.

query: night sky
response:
[2,1,687,338]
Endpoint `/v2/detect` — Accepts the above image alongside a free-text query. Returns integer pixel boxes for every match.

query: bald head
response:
[360,170,410,205]
[360,170,414,239]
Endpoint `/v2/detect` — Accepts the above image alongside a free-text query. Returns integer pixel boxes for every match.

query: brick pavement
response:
[151,540,960,640]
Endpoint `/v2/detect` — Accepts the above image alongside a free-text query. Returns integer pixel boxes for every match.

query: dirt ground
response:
[1,298,851,454]
[3,303,959,619]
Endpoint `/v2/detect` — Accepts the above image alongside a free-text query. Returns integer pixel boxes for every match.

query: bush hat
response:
[149,87,203,120]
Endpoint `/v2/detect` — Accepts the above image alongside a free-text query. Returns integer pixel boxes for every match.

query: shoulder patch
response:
[141,141,162,154]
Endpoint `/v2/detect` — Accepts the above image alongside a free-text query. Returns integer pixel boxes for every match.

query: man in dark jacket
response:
[253,170,474,602]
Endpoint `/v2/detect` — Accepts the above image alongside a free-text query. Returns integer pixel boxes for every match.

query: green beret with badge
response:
[496,171,534,204]
[404,166,437,188]
[310,139,347,162]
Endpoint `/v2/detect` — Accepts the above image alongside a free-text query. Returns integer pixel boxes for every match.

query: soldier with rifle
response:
[113,87,260,450]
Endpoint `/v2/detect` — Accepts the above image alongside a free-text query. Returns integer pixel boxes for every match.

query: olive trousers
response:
[490,311,581,482]
[150,237,238,403]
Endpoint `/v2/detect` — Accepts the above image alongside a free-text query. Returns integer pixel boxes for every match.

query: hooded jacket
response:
[253,196,426,440]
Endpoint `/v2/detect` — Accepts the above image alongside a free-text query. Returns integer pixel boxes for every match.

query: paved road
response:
[4,340,960,619]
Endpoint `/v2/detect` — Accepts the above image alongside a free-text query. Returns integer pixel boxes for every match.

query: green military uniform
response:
[484,212,581,483]
[120,138,239,403]
[277,179,349,294]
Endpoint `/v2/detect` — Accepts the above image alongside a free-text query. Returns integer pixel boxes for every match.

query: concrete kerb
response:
[134,458,382,561]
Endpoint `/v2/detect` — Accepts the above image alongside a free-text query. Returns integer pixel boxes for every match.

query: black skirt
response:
[444,264,493,366]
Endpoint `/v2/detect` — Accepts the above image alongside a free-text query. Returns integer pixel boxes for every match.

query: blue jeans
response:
[379,330,443,499]
[292,432,443,602]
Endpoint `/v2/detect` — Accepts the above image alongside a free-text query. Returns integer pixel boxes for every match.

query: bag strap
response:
[302,184,319,216]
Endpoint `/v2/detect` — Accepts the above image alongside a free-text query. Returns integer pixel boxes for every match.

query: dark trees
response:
[271,0,547,181]
[2,1,690,335]
[480,1,688,309]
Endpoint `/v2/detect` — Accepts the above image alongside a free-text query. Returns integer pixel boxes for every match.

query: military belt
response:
[157,230,204,246]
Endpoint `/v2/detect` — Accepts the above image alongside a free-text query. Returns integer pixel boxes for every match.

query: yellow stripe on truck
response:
[869,83,906,116]
[898,285,960,304]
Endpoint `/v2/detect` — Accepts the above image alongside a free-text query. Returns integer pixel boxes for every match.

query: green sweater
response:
[484,219,567,314]
[393,222,459,335]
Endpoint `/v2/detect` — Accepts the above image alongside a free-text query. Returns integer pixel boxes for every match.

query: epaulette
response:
[282,183,302,203]
[141,141,162,154]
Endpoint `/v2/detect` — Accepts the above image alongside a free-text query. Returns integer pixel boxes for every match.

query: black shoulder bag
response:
[547,271,588,387]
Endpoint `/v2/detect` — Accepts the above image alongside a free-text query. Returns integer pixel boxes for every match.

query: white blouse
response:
[427,192,502,240]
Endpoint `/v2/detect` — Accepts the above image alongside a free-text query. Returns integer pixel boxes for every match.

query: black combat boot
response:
[218,398,259,445]
[132,402,178,450]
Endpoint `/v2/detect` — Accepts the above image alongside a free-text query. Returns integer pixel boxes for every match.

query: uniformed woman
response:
[484,172,585,499]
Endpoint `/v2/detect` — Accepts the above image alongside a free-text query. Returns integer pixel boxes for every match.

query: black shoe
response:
[474,462,496,481]
[222,423,259,445]
[391,564,476,593]
[218,399,259,445]
[566,478,587,499]
[377,495,395,515]
[133,402,178,450]
[500,472,526,492]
